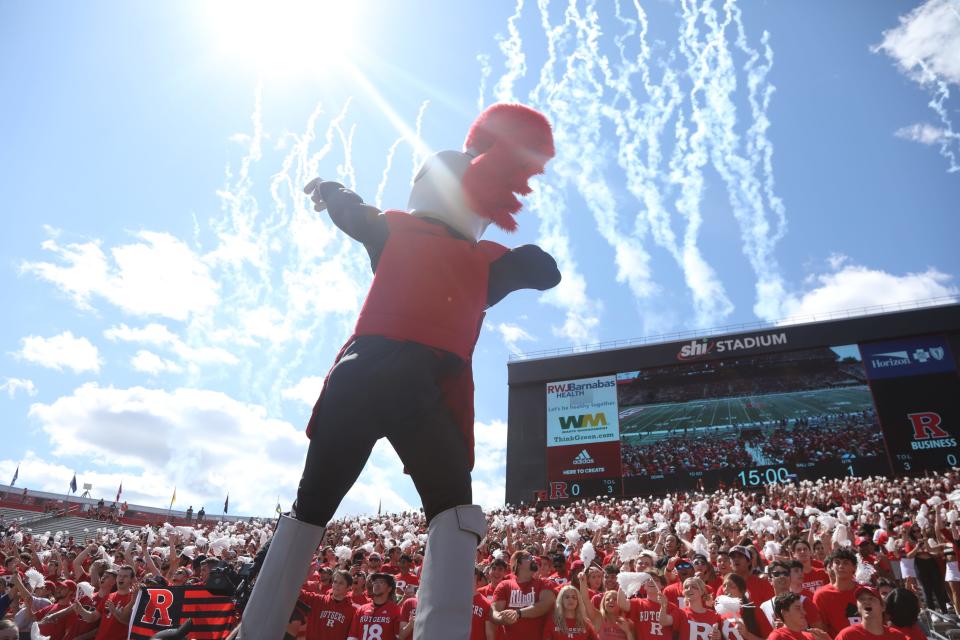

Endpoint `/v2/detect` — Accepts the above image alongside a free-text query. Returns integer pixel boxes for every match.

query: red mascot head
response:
[408,103,554,241]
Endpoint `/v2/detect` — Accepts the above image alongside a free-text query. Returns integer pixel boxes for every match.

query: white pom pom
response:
[715,595,742,616]
[77,581,95,598]
[617,540,642,562]
[832,525,850,547]
[763,541,781,561]
[566,529,581,544]
[30,621,51,640]
[692,534,710,558]
[885,537,898,553]
[948,510,959,524]
[524,516,536,531]
[334,545,352,562]
[25,568,45,590]
[855,562,876,584]
[617,572,651,598]
[544,526,558,540]
[362,542,374,554]
[928,496,943,507]
[581,541,596,567]
[493,549,504,561]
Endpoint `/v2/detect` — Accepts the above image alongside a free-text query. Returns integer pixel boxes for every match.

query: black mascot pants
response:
[294,336,473,525]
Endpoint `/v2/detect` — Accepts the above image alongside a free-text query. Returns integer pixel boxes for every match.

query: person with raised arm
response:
[578,571,634,640]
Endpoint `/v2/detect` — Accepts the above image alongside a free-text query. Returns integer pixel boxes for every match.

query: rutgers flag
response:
[129,586,235,639]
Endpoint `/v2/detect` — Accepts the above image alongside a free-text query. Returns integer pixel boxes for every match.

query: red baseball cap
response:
[855,585,882,600]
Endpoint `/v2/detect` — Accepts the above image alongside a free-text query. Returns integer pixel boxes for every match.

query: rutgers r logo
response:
[140,588,174,627]
[907,412,950,439]
[549,482,569,500]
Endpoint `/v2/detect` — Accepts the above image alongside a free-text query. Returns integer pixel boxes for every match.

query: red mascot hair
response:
[462,103,555,232]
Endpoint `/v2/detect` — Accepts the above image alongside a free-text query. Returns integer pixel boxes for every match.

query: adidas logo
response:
[572,449,594,465]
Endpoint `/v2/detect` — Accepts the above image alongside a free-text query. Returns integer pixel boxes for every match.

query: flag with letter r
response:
[129,585,234,639]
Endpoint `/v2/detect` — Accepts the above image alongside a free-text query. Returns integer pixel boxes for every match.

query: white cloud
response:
[874,0,960,172]
[781,259,958,321]
[895,123,952,146]
[1,378,37,398]
[280,375,325,406]
[104,323,238,366]
[17,331,102,374]
[26,383,306,515]
[22,230,220,321]
[472,420,508,509]
[131,350,184,375]
[873,0,960,86]
[495,323,535,356]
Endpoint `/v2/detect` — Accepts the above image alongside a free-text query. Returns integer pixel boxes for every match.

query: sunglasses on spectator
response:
[770,571,789,577]
[693,559,708,565]
[368,557,382,563]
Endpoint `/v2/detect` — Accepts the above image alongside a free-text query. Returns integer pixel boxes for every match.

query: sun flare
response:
[202,0,360,78]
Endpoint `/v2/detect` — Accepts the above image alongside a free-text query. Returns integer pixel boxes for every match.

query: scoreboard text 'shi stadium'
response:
[505,304,960,504]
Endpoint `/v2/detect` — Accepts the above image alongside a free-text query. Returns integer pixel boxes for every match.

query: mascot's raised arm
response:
[239,103,561,640]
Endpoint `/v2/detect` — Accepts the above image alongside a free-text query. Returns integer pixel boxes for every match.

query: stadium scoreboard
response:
[505,304,960,504]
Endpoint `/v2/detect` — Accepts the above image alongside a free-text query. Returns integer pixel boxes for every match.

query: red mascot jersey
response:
[309,211,509,470]
[354,211,508,360]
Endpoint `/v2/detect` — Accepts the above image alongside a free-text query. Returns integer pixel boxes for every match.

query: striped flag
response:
[128,585,235,639]
[10,464,18,487]
[116,481,123,502]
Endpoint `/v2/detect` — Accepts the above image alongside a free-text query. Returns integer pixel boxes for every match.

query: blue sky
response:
[1,0,958,517]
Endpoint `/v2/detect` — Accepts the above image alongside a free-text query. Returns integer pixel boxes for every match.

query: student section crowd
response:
[1,472,958,640]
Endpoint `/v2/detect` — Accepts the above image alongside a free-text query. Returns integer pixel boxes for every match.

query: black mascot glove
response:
[303,178,364,214]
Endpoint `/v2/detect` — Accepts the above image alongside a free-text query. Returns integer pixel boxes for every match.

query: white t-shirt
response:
[14,595,51,630]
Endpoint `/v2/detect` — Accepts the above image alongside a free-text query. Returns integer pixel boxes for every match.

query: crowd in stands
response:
[621,411,884,476]
[2,472,959,639]
[618,349,862,407]
[755,414,887,466]
[622,436,755,475]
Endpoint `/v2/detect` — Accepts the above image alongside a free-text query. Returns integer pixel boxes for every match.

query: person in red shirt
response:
[663,561,695,608]
[592,566,620,610]
[479,559,509,599]
[791,541,829,593]
[298,569,357,640]
[692,555,723,596]
[768,593,832,640]
[617,573,680,640]
[347,573,403,640]
[395,555,420,594]
[718,574,766,640]
[542,585,599,640]
[757,561,825,635]
[834,587,909,640]
[812,549,861,638]
[678,577,720,640]
[91,565,136,640]
[471,567,495,640]
[492,551,557,638]
[32,580,77,640]
[723,547,774,604]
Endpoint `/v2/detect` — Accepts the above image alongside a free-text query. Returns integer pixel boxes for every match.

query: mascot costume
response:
[239,103,560,639]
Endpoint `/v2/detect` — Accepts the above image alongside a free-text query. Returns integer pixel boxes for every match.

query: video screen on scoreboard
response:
[615,344,891,495]
[542,334,959,500]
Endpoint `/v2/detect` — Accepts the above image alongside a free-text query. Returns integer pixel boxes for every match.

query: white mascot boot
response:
[238,515,325,638]
[413,504,486,640]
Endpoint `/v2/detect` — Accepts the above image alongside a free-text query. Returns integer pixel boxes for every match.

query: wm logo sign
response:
[558,413,607,430]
